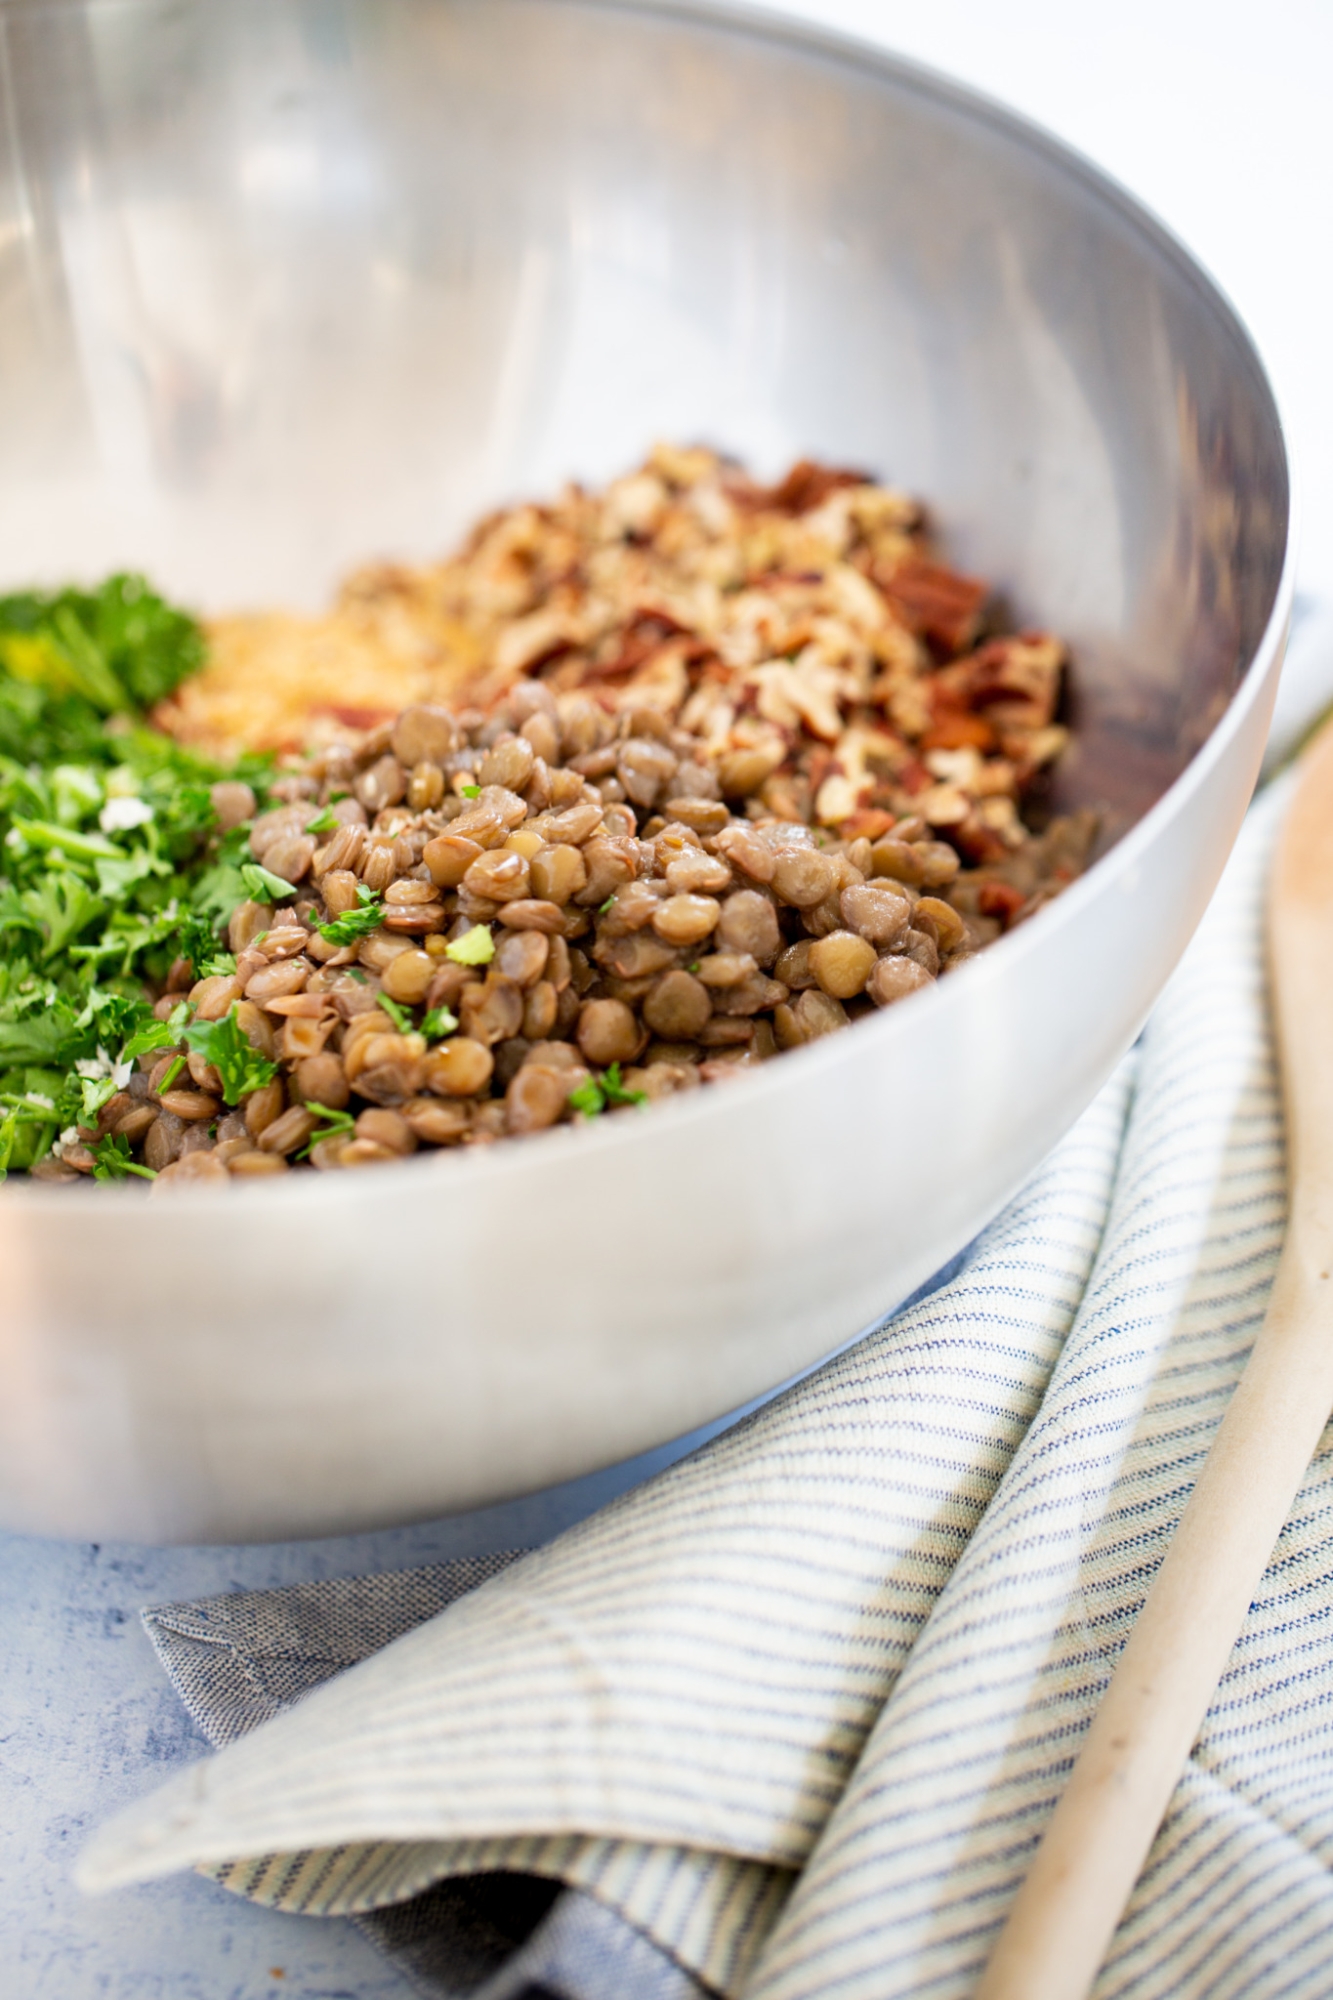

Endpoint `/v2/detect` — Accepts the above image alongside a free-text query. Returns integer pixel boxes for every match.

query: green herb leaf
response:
[304,804,340,835]
[51,763,104,826]
[299,1101,357,1159]
[90,1131,156,1181]
[94,847,171,899]
[0,1094,60,1177]
[190,859,252,929]
[600,1061,647,1107]
[20,873,107,958]
[95,573,205,710]
[182,1006,280,1106]
[568,1064,647,1119]
[122,1012,186,1060]
[445,923,494,967]
[175,910,227,977]
[599,894,616,913]
[0,571,260,1177]
[421,1005,458,1041]
[375,993,415,1034]
[0,1011,82,1069]
[240,859,297,904]
[9,814,122,861]
[568,1076,604,1119]
[0,574,202,720]
[156,1054,186,1094]
[0,1107,18,1182]
[79,1072,120,1121]
[79,987,156,1047]
[459,783,481,800]
[315,884,384,946]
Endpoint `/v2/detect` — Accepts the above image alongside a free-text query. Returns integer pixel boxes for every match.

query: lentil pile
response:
[32,452,1097,1187]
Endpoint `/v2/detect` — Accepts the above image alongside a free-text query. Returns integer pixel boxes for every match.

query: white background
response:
[745,0,1333,608]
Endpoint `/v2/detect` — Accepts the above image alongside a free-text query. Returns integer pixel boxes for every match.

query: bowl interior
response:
[0,0,1289,855]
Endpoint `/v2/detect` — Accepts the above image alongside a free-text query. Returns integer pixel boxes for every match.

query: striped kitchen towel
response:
[78,777,1323,1999]
[75,1035,1131,1991]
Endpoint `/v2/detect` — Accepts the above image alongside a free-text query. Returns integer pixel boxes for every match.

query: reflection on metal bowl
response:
[0,0,1291,1541]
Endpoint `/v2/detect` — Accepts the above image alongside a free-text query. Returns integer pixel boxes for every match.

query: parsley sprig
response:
[123,1001,191,1060]
[380,993,456,1040]
[0,574,280,1175]
[182,1006,280,1106]
[175,910,237,979]
[315,884,384,945]
[90,1132,156,1181]
[299,1102,357,1158]
[240,860,297,905]
[568,1062,648,1119]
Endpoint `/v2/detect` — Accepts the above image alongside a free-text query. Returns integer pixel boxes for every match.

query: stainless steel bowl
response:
[0,0,1292,1542]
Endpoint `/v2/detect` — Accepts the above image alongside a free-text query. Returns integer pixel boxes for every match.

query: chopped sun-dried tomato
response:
[978,880,1028,926]
[921,712,996,754]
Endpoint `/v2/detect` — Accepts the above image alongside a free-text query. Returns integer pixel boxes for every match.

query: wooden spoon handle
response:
[979,719,1333,2000]
[974,1248,1333,2000]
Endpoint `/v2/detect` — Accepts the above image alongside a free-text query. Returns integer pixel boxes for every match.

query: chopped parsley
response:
[598,894,616,913]
[89,1131,157,1181]
[445,923,494,967]
[378,992,457,1039]
[315,884,384,945]
[0,573,203,722]
[601,1061,647,1107]
[459,783,481,800]
[175,909,236,978]
[79,1072,121,1121]
[304,804,340,835]
[182,1006,280,1106]
[567,1076,603,1119]
[0,574,278,1174]
[0,1110,27,1182]
[299,1101,357,1157]
[240,859,297,905]
[156,1054,187,1094]
[122,1002,191,1060]
[375,993,415,1034]
[568,1062,647,1119]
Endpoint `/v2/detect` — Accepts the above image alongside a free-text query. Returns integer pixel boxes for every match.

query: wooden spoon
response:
[976,724,1333,2000]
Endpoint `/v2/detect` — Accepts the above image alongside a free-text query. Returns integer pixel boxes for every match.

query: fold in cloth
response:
[81,783,1333,1999]
[79,1050,1131,1995]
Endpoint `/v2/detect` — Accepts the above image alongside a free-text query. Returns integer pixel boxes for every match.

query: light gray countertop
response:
[6,1431,723,2000]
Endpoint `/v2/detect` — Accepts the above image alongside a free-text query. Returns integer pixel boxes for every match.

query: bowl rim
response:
[0,0,1296,1212]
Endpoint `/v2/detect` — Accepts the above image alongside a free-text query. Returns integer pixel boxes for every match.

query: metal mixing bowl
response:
[0,0,1292,1541]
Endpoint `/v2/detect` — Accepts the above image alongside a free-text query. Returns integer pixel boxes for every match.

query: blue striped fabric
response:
[80,1018,1131,1996]
[80,778,1328,2000]
[744,783,1319,1998]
